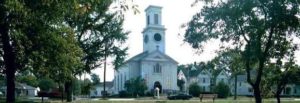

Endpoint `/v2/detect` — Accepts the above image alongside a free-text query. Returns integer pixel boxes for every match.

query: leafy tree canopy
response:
[185,0,300,102]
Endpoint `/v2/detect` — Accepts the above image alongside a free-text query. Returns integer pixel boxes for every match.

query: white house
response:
[113,5,179,94]
[233,75,253,96]
[282,84,300,96]
[197,69,212,92]
[0,83,38,97]
[216,70,230,85]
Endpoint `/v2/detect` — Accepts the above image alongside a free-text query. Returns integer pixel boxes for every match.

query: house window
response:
[120,74,123,90]
[239,82,242,87]
[147,15,150,25]
[294,89,297,94]
[154,14,158,24]
[153,63,162,73]
[221,78,224,82]
[117,75,119,91]
[285,87,291,94]
[124,75,126,81]
[248,88,253,92]
[203,78,206,83]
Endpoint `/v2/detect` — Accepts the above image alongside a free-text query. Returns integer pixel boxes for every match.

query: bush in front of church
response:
[188,83,202,97]
[213,81,230,98]
[124,76,148,97]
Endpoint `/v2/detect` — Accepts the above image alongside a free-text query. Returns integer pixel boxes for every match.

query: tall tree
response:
[0,0,81,102]
[65,0,134,99]
[184,0,300,103]
[263,46,300,103]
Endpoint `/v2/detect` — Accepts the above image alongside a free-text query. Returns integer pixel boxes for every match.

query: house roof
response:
[197,69,212,77]
[0,83,36,90]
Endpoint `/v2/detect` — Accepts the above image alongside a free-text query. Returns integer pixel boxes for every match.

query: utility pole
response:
[103,42,107,99]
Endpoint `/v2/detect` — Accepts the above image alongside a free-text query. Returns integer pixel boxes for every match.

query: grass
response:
[1,97,299,103]
[70,97,300,103]
[70,100,299,103]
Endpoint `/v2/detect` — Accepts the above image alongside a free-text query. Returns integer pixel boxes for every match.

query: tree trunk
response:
[65,81,72,102]
[276,91,281,103]
[0,14,17,103]
[6,72,16,103]
[41,96,44,103]
[234,75,237,100]
[60,84,64,102]
[253,86,262,103]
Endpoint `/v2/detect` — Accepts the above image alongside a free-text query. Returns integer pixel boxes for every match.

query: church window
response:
[117,75,119,91]
[144,35,149,43]
[153,63,162,73]
[147,15,150,25]
[120,74,123,90]
[124,75,126,82]
[154,14,158,24]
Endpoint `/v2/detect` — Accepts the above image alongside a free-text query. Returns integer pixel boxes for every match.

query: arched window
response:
[153,63,162,73]
[154,14,158,24]
[147,15,150,25]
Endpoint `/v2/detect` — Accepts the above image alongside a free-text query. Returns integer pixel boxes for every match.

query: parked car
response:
[167,93,192,100]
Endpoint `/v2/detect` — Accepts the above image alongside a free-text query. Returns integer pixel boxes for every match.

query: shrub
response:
[145,91,154,97]
[119,90,131,98]
[124,77,148,97]
[214,81,230,98]
[188,83,201,97]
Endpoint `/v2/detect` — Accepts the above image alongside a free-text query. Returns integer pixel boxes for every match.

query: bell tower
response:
[142,5,166,53]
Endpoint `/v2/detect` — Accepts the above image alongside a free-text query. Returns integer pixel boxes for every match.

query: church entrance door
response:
[154,81,162,93]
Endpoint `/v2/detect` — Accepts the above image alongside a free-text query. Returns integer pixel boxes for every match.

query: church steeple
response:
[142,5,166,53]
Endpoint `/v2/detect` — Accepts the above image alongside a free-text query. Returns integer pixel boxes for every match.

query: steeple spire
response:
[142,5,166,53]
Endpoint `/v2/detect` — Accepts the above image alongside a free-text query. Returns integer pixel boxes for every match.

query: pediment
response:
[140,51,178,64]
[154,56,162,59]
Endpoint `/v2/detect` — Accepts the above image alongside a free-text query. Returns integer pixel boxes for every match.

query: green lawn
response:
[1,97,299,103]
[70,100,299,103]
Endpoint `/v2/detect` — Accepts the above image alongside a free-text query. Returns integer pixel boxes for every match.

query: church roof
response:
[124,51,149,63]
[124,50,178,64]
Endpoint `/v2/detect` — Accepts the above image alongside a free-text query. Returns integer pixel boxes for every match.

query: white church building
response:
[113,5,179,94]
